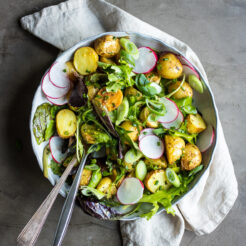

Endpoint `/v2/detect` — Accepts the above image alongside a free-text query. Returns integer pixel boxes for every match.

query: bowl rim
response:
[30,31,218,221]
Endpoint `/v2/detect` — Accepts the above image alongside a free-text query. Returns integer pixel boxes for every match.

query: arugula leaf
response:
[172,97,197,116]
[135,74,158,96]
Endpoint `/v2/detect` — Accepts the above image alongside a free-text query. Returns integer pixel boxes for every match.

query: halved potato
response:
[56,109,77,139]
[168,81,193,99]
[120,120,141,143]
[144,170,171,193]
[94,87,123,112]
[139,107,158,128]
[73,47,98,75]
[181,143,202,170]
[165,135,185,164]
[94,35,120,58]
[80,169,92,186]
[100,56,115,65]
[124,87,142,100]
[65,61,78,82]
[157,53,183,79]
[96,177,116,198]
[145,72,161,84]
[145,156,167,169]
[186,114,206,134]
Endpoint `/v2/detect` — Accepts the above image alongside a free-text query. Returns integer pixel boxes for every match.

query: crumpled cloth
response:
[20,0,238,245]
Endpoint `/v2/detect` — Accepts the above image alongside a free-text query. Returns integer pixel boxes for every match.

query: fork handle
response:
[52,153,88,246]
[17,156,77,246]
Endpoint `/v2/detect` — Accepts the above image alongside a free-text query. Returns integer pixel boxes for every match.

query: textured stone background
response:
[0,0,245,245]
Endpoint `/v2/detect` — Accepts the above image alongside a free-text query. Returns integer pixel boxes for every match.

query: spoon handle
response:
[52,153,88,246]
[17,156,77,246]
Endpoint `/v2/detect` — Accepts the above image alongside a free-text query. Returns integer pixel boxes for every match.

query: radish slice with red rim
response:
[49,62,71,88]
[177,55,194,69]
[139,128,155,141]
[42,72,70,99]
[157,98,179,123]
[162,110,184,129]
[196,125,215,152]
[182,64,200,79]
[117,177,144,205]
[46,95,68,106]
[49,136,68,164]
[139,135,164,159]
[133,47,158,74]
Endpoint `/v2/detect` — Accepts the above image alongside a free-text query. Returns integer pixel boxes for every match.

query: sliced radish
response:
[42,72,70,99]
[117,177,144,205]
[49,62,71,88]
[133,47,158,74]
[139,135,164,159]
[139,128,155,141]
[177,55,194,69]
[49,136,68,164]
[46,96,68,106]
[162,110,184,129]
[196,125,215,152]
[182,64,200,79]
[157,98,179,123]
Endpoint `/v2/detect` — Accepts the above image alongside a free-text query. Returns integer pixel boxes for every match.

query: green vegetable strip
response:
[166,74,186,98]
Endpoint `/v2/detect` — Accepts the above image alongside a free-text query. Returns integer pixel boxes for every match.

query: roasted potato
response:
[145,72,161,84]
[81,123,110,144]
[94,35,120,58]
[186,114,206,134]
[157,53,183,79]
[94,87,123,112]
[181,143,202,170]
[165,135,185,164]
[65,61,79,82]
[96,177,116,198]
[145,156,167,169]
[144,170,171,193]
[56,109,77,139]
[168,81,193,99]
[80,169,92,186]
[139,107,158,128]
[100,56,115,65]
[73,47,98,75]
[87,85,99,101]
[120,120,141,142]
[124,87,142,100]
[123,161,134,172]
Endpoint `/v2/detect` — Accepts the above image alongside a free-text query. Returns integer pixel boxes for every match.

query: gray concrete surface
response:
[0,0,245,245]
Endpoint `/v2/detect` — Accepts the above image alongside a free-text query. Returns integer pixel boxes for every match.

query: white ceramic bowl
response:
[30,32,218,220]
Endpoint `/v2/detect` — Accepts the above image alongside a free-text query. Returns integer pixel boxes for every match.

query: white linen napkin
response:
[20,0,238,245]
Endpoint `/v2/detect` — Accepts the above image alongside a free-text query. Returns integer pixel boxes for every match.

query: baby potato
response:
[100,56,115,65]
[56,109,77,139]
[73,47,98,75]
[94,35,120,58]
[144,170,171,193]
[94,87,123,112]
[65,61,78,82]
[120,120,141,143]
[181,144,202,170]
[87,85,99,101]
[186,114,206,134]
[145,156,167,169]
[157,53,183,79]
[145,72,161,84]
[80,169,92,186]
[139,107,158,128]
[165,135,185,164]
[97,177,112,193]
[168,81,193,99]
[124,87,142,100]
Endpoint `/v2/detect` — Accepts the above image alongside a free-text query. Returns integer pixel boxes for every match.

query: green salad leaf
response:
[33,103,54,144]
[173,97,197,116]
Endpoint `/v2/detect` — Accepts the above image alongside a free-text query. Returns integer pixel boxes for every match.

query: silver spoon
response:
[52,144,105,246]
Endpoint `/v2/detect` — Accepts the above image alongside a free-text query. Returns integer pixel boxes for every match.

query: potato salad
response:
[32,35,214,220]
